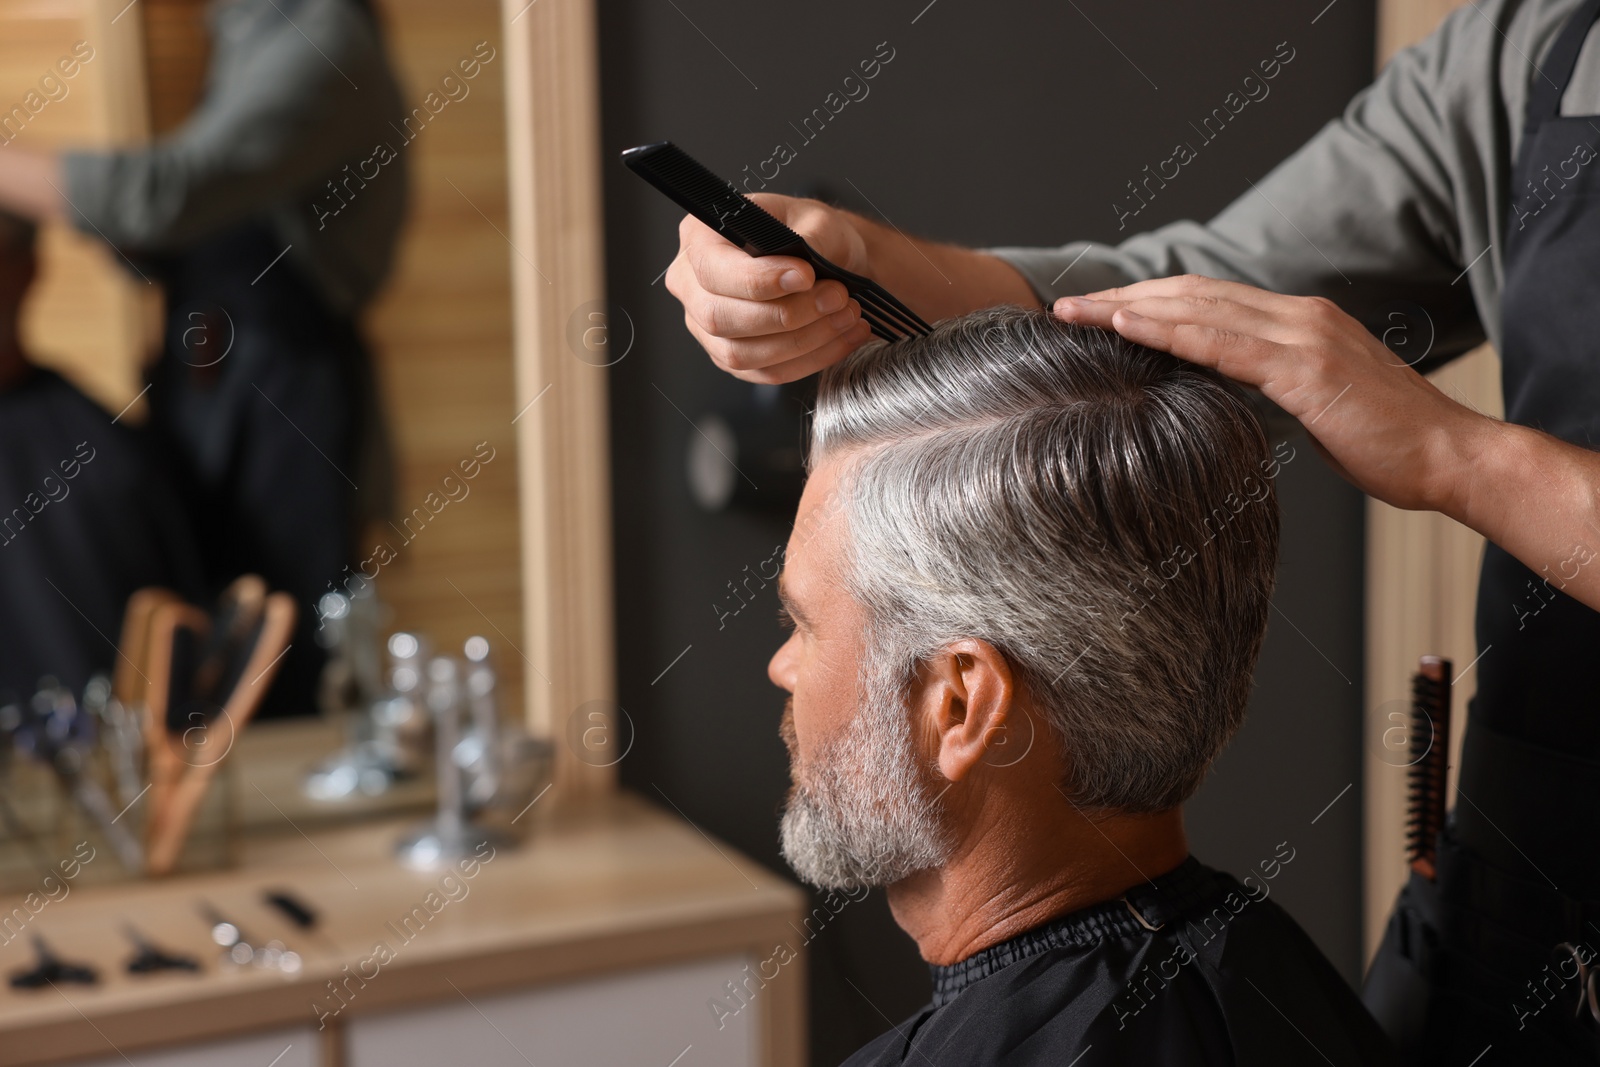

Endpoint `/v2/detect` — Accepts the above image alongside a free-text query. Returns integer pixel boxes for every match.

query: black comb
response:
[621,141,932,342]
[1406,655,1452,881]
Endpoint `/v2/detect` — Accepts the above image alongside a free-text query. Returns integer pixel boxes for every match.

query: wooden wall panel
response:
[1363,0,1502,962]
[139,0,207,136]
[360,0,526,718]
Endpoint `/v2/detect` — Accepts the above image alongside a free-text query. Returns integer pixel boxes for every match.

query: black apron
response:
[147,222,381,718]
[1364,3,1600,1062]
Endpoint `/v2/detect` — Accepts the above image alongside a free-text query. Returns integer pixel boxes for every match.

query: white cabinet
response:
[65,1028,318,1067]
[347,955,759,1067]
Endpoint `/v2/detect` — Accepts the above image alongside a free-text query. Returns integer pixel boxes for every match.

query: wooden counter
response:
[0,792,808,1067]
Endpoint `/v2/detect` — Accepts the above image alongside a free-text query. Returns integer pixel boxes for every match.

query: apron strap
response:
[1526,0,1600,126]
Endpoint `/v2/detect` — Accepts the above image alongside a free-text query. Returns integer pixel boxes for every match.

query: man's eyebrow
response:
[776,571,810,626]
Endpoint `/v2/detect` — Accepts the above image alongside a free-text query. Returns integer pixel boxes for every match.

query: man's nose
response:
[768,634,798,692]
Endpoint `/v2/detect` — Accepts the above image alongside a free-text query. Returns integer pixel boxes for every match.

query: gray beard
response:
[778,648,952,890]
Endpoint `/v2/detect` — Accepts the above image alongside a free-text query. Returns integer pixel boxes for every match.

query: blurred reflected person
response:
[0,0,410,715]
[771,308,1399,1065]
[0,211,201,702]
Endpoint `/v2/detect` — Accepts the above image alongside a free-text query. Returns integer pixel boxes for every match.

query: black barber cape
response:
[0,368,201,701]
[841,857,1399,1067]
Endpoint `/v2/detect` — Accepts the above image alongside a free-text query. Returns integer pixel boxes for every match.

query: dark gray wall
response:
[596,2,1374,1063]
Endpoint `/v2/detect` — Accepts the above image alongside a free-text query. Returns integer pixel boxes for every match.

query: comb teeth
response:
[622,142,803,254]
[1405,657,1452,879]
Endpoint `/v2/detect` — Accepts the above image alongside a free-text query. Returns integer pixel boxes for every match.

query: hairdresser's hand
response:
[666,195,876,383]
[1053,275,1496,515]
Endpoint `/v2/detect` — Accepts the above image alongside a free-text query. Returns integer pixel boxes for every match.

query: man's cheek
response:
[785,698,833,780]
[779,700,799,758]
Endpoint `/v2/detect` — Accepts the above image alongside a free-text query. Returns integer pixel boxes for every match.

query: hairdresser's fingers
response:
[1060,284,1392,400]
[672,219,814,305]
[685,307,874,384]
[679,278,854,340]
[689,300,868,372]
[672,194,866,307]
[669,194,875,378]
[742,322,879,385]
[1054,293,1289,347]
[1075,274,1304,316]
[1108,303,1486,513]
[1103,309,1292,386]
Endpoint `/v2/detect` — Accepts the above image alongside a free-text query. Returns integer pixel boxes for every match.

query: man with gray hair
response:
[772,306,1396,1065]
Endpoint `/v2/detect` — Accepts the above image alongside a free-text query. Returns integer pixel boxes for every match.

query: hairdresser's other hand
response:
[666,194,875,383]
[1053,275,1495,515]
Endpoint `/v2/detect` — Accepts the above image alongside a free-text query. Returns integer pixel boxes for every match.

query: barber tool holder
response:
[0,576,296,891]
[0,679,235,895]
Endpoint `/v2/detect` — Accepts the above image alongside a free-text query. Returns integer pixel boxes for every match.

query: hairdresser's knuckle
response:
[1211,325,1251,352]
[685,310,724,361]
[731,265,777,301]
[784,325,818,358]
[717,346,751,374]
[1301,295,1342,324]
[663,255,690,301]
[719,340,760,374]
[690,243,752,299]
[678,212,712,244]
[681,242,717,290]
[752,294,784,331]
[748,191,790,214]
[693,295,728,338]
[778,196,819,228]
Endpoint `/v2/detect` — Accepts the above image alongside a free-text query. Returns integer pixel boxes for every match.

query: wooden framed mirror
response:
[0,0,615,867]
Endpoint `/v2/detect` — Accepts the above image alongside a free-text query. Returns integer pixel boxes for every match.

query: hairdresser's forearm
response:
[1450,419,1600,611]
[850,211,1039,321]
[0,150,66,222]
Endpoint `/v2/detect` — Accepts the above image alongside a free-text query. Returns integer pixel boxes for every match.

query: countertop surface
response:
[0,789,805,1065]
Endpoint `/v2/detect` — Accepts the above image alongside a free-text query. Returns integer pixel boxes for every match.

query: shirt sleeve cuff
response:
[57,150,123,242]
[983,243,1143,305]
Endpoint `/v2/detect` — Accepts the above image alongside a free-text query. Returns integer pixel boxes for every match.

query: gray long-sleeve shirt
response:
[60,0,409,315]
[989,0,1600,371]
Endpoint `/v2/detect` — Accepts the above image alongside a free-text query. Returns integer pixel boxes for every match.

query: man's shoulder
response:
[835,1023,912,1067]
[833,867,1401,1067]
[0,367,109,436]
[831,968,1232,1067]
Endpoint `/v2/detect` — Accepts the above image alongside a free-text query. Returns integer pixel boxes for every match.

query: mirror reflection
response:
[0,0,529,887]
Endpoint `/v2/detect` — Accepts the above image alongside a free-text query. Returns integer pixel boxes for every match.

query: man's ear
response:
[913,638,1015,783]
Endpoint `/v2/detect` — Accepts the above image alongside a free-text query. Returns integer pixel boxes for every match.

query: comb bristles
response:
[858,302,915,341]
[856,289,928,337]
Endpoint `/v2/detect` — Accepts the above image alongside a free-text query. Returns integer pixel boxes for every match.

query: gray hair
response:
[810,306,1280,813]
